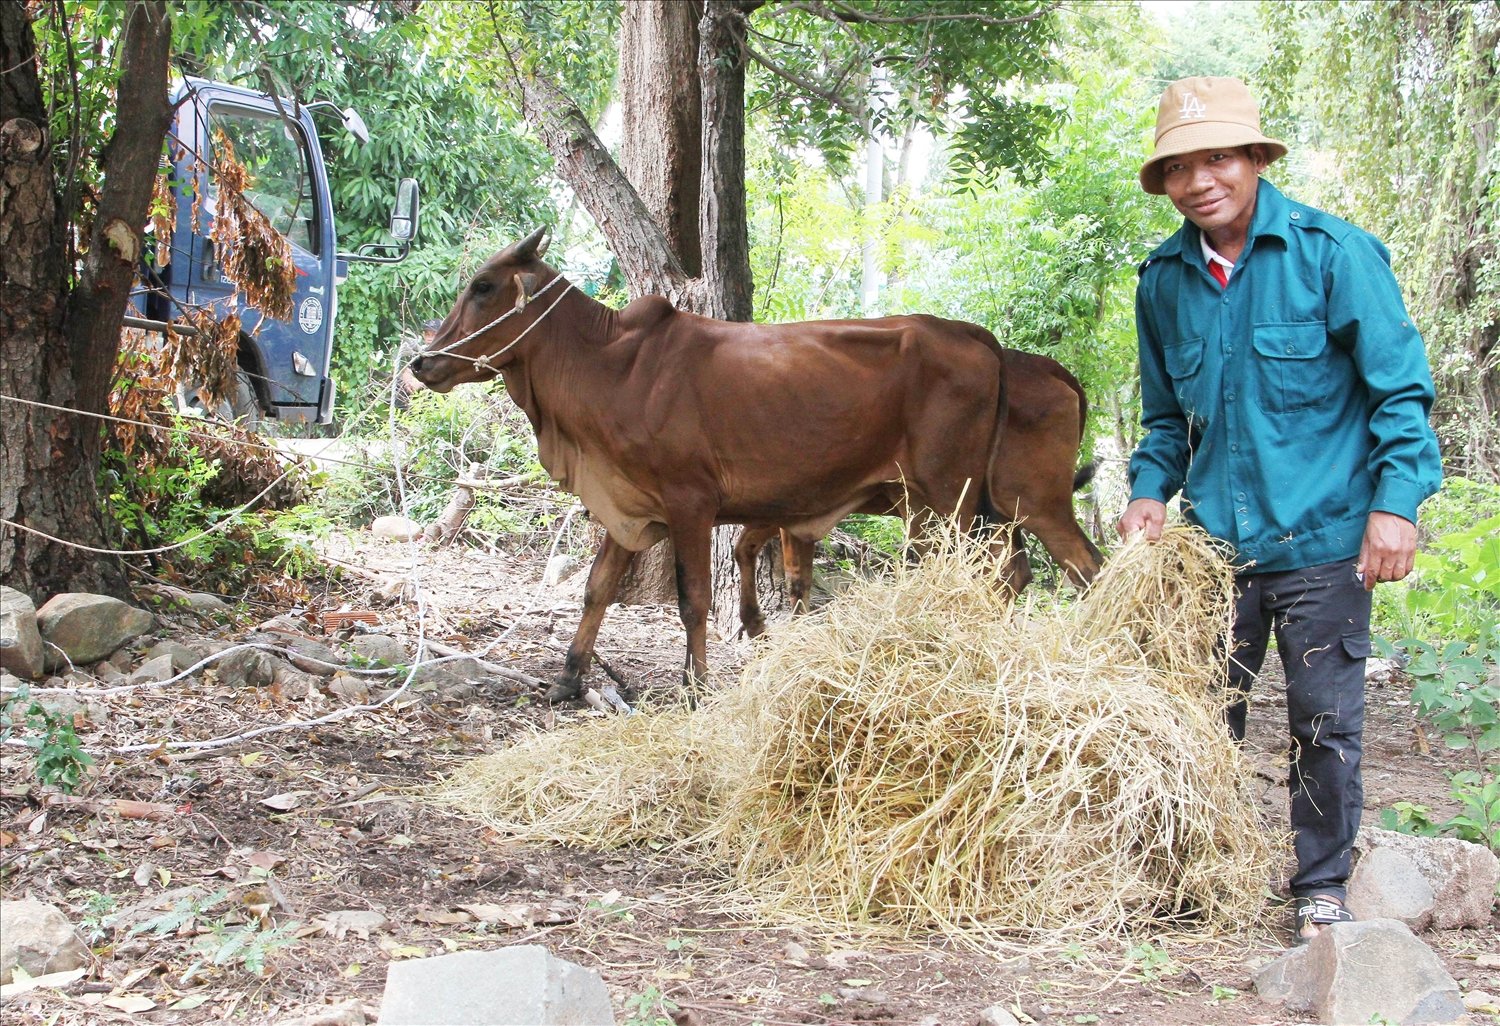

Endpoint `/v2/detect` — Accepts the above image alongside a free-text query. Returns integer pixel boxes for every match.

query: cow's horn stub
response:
[499,226,549,265]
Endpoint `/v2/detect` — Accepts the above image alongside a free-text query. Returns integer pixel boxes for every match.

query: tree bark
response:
[0,1,171,600]
[493,1,781,622]
[620,0,702,277]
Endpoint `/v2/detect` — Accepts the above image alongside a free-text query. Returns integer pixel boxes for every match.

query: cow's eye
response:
[471,279,493,296]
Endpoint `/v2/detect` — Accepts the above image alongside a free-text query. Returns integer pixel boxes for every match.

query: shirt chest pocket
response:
[1252,322,1331,414]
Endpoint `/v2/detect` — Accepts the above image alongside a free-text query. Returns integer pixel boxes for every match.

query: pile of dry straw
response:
[434,527,1279,938]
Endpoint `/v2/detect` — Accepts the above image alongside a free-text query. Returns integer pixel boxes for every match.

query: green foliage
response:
[1,684,95,794]
[126,886,297,977]
[1125,941,1175,981]
[622,984,678,1026]
[1372,478,1500,851]
[748,1,1062,185]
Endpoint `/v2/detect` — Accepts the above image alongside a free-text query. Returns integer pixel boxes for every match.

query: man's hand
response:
[1118,498,1168,541]
[1357,511,1417,590]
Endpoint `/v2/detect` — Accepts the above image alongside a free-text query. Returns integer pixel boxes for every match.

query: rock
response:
[93,661,127,685]
[348,634,408,667]
[1348,846,1437,931]
[37,693,104,726]
[287,638,345,675]
[416,656,485,683]
[1465,990,1498,1012]
[0,899,91,985]
[214,647,277,689]
[974,1005,1021,1026]
[128,653,178,686]
[0,586,44,679]
[35,593,154,667]
[379,947,614,1025]
[1357,826,1500,929]
[371,516,422,542]
[543,555,579,587]
[272,999,371,1026]
[145,640,205,673]
[327,673,370,705]
[1256,918,1463,1024]
[184,592,231,612]
[273,665,325,702]
[316,910,388,941]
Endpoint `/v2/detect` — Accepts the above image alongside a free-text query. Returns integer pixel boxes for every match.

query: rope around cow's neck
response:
[420,273,574,370]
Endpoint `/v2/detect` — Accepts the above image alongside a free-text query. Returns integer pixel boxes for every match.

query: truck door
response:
[184,84,336,422]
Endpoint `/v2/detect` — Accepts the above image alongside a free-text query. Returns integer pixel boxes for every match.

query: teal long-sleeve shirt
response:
[1128,179,1442,574]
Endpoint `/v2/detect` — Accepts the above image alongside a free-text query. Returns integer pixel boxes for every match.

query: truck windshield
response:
[206,104,320,255]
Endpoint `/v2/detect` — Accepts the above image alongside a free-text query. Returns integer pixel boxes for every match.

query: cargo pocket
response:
[1340,631,1371,661]
[1252,322,1330,414]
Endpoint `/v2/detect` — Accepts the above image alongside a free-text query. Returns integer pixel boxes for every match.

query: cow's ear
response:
[513,272,537,312]
[535,231,550,259]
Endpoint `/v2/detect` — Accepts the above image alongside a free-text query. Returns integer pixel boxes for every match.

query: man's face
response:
[1159,145,1267,243]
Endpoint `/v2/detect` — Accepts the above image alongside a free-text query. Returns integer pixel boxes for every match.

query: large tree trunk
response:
[620,0,702,277]
[499,1,781,625]
[0,2,171,601]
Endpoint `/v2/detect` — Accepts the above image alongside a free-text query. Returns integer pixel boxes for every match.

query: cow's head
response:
[409,226,562,393]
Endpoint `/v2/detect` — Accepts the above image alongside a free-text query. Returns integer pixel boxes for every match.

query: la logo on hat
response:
[1178,92,1207,119]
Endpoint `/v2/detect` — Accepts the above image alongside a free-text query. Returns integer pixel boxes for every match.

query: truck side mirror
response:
[341,107,370,146]
[390,178,420,243]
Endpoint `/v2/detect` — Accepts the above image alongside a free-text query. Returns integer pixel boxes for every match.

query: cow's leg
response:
[780,530,815,615]
[666,511,715,700]
[1027,513,1103,588]
[734,525,779,639]
[999,524,1034,595]
[547,534,636,702]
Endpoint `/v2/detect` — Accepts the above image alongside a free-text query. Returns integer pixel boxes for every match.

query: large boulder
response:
[1356,826,1500,929]
[1256,918,1463,1024]
[0,587,45,679]
[0,899,91,984]
[378,946,614,1025]
[36,593,154,667]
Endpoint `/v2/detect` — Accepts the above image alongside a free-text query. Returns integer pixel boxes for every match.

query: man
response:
[1117,77,1442,944]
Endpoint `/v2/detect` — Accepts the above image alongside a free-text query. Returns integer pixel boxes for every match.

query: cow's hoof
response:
[544,679,584,704]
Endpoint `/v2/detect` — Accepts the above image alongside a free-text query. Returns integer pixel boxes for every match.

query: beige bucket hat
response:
[1139,76,1287,195]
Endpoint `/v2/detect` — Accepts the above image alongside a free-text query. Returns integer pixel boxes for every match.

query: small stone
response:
[328,673,370,705]
[145,640,204,672]
[782,940,810,963]
[371,516,422,542]
[975,1005,1021,1026]
[348,634,408,667]
[1464,990,1497,1012]
[0,899,91,985]
[215,647,276,689]
[128,653,178,686]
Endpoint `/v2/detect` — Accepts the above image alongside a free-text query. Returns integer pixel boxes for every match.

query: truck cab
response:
[138,77,417,425]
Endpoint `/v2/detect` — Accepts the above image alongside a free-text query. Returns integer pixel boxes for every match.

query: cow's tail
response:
[1073,462,1097,492]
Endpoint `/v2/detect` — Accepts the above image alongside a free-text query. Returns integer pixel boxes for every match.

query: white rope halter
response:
[419,273,574,371]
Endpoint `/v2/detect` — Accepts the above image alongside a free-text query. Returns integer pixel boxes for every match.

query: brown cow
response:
[409,228,1012,701]
[732,349,1103,637]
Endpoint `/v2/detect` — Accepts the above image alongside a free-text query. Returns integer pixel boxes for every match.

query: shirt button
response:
[1286,345,1296,354]
[1231,443,1240,453]
[1226,392,1236,402]
[1236,492,1246,500]
[1291,211,1301,220]
[1225,346,1233,355]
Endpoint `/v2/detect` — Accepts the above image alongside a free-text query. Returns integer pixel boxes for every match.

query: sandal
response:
[1292,894,1353,944]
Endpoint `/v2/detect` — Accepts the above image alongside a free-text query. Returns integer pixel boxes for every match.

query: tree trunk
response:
[620,0,702,277]
[495,1,782,623]
[0,1,171,601]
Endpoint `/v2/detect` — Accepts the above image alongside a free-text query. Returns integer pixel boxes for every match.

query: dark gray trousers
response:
[1227,558,1372,901]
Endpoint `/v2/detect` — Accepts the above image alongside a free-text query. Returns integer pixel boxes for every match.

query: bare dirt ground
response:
[2,531,1496,1026]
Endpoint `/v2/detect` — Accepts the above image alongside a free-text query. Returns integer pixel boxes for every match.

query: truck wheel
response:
[177,369,263,430]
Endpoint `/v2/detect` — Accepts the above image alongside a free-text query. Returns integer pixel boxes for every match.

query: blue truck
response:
[129,77,419,426]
